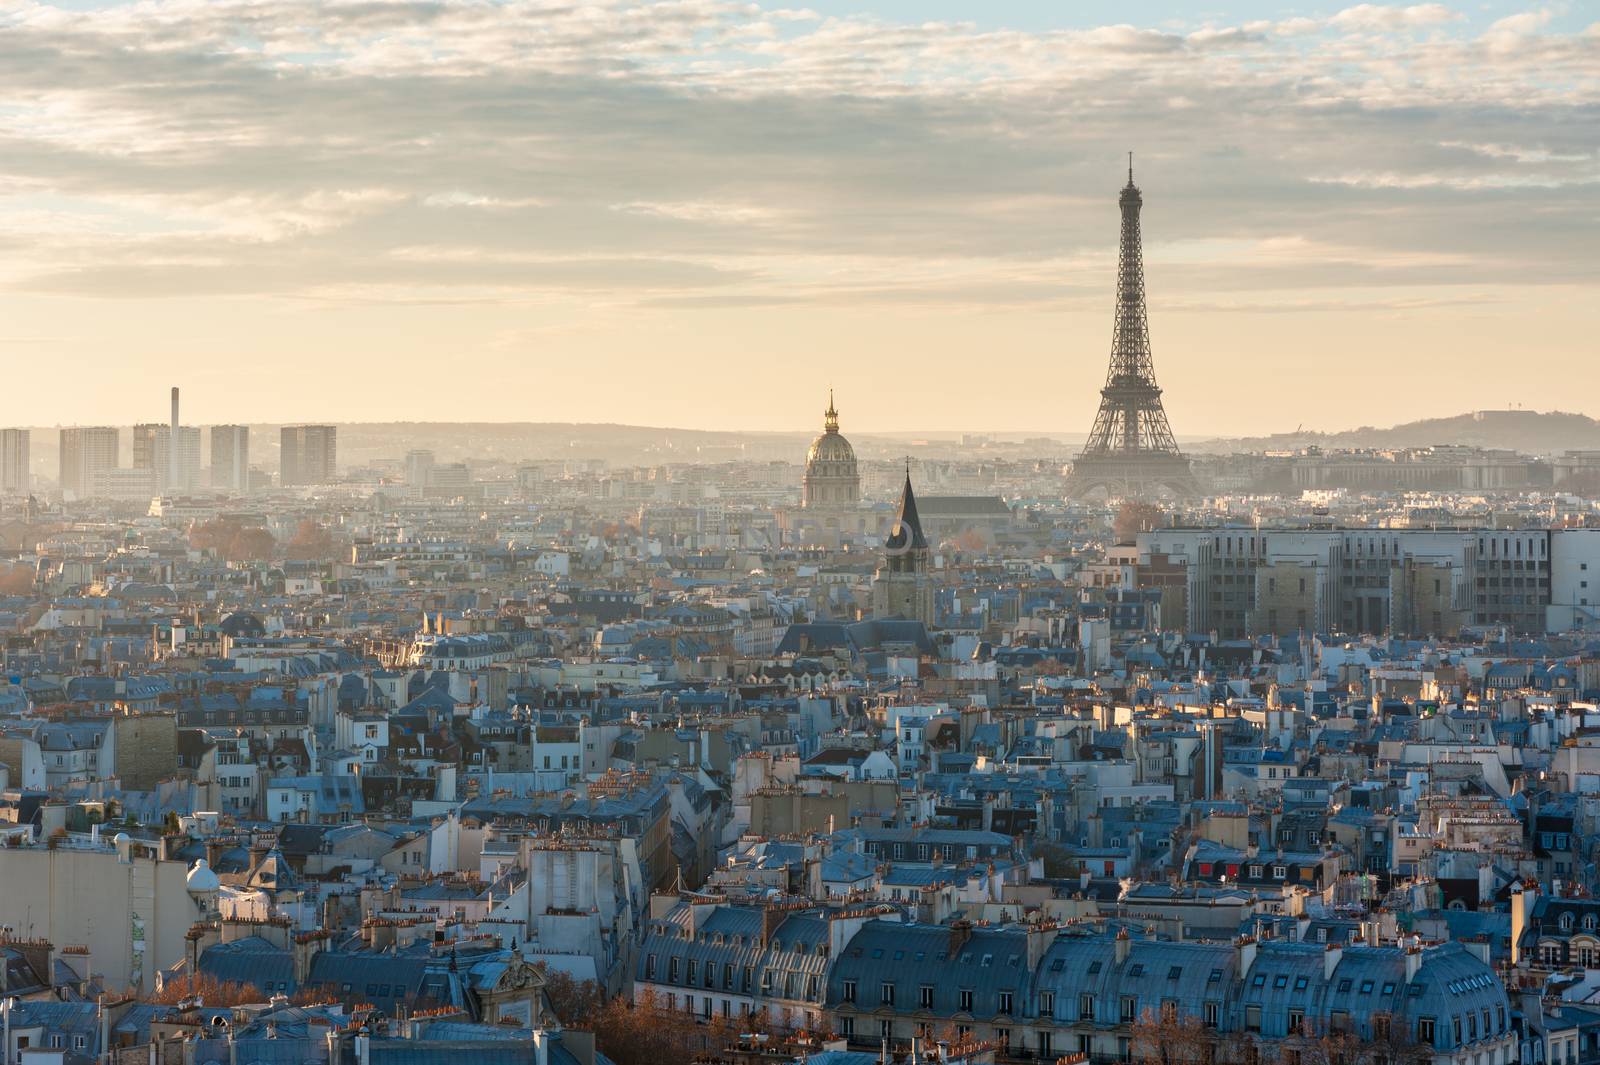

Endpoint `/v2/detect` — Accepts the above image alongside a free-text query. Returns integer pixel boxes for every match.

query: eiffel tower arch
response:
[1065,158,1203,501]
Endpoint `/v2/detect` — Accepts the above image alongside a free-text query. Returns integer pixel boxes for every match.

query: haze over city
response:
[8,6,1600,1065]
[2,0,1597,434]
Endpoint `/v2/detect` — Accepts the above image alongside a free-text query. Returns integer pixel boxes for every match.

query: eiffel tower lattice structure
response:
[1064,157,1202,500]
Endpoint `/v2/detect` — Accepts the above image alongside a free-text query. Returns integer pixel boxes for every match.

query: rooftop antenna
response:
[1128,150,1134,185]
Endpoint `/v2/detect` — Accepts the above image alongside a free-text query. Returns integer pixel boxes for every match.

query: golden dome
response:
[807,429,856,466]
[803,390,861,509]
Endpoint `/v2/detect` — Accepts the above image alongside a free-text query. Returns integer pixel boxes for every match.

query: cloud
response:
[1328,4,1461,32]
[0,0,1594,312]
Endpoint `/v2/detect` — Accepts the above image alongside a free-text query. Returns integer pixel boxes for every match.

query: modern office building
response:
[1135,525,1600,637]
[0,428,29,495]
[280,424,338,486]
[405,448,435,487]
[132,423,202,493]
[58,426,120,500]
[211,425,251,493]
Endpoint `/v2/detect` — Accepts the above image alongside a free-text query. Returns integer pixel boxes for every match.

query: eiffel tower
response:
[1064,156,1202,500]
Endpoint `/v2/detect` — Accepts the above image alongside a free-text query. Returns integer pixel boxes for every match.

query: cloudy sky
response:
[0,0,1595,436]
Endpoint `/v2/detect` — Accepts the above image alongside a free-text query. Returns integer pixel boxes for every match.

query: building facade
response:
[0,428,29,495]
[58,426,120,501]
[210,424,251,493]
[281,424,338,486]
[1137,526,1584,637]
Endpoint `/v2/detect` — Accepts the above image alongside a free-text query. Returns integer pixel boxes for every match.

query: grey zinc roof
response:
[1032,936,1238,1026]
[198,935,296,993]
[826,921,1032,1021]
[636,903,832,1005]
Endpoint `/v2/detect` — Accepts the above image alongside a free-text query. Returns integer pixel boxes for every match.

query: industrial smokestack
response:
[169,386,180,492]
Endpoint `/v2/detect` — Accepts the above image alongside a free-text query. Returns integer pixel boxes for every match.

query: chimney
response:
[170,386,181,491]
[1510,882,1536,967]
[948,919,973,959]
[760,905,786,947]
[1237,935,1257,978]
[1323,941,1343,980]
[1114,927,1131,966]
[1026,923,1059,971]
[1404,941,1423,984]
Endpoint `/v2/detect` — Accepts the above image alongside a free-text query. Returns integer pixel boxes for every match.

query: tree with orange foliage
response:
[547,987,783,1065]
[147,973,266,1007]
[284,519,337,562]
[0,564,35,595]
[1114,500,1167,544]
[189,516,276,562]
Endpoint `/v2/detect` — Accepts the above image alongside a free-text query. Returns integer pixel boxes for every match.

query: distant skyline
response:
[1,0,1595,435]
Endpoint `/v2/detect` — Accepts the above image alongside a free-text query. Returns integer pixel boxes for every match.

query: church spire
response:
[885,466,928,562]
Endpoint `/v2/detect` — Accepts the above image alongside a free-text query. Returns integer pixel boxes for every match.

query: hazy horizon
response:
[2,0,1596,435]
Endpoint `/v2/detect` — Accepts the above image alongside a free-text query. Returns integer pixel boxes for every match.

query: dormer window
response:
[1561,913,1575,932]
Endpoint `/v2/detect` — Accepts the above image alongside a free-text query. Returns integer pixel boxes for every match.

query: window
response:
[1273,865,1287,879]
[1169,966,1184,981]
[1000,991,1014,1015]
[669,958,680,982]
[881,982,895,1006]
[1360,980,1374,994]
[1293,976,1308,991]
[1417,1018,1436,1046]
[1205,1002,1220,1028]
[1121,996,1137,1023]
[842,980,857,1004]
[1040,991,1055,1015]
[686,960,697,984]
[959,988,974,1012]
[921,985,935,1009]
[1288,1009,1305,1034]
[1081,993,1095,1020]
[1129,964,1144,977]
[1246,1005,1262,1032]
[1273,975,1289,989]
[1337,978,1352,993]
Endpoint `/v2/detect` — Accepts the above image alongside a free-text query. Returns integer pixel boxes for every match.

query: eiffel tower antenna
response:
[1065,157,1200,500]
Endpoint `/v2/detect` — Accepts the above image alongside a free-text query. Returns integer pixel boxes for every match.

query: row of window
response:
[841,980,1016,1015]
[645,957,817,1000]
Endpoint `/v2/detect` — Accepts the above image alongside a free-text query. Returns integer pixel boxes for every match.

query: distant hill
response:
[1192,410,1600,457]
